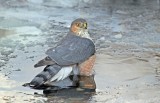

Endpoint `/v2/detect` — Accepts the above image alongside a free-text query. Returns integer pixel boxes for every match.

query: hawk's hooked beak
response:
[83,22,87,29]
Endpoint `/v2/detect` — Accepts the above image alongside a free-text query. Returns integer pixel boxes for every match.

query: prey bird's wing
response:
[46,34,95,66]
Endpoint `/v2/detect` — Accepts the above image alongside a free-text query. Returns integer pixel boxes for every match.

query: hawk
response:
[29,18,96,91]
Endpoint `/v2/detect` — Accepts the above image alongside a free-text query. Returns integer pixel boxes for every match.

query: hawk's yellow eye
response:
[83,22,87,29]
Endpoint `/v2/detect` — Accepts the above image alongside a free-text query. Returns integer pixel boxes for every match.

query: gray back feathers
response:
[46,33,95,66]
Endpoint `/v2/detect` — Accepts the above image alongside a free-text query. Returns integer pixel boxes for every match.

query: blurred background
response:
[0,0,160,103]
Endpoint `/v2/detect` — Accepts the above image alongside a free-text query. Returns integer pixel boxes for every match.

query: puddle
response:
[0,53,160,103]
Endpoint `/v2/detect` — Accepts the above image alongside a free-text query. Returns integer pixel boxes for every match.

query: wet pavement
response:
[0,0,160,103]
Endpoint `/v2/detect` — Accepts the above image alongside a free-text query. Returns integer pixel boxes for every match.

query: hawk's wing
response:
[46,34,95,66]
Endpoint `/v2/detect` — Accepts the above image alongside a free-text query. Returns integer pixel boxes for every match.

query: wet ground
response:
[0,0,160,103]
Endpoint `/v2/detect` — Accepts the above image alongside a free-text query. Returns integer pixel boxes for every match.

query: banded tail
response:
[29,64,79,89]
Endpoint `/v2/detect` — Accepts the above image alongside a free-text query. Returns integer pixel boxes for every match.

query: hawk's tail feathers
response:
[29,65,78,89]
[30,65,61,88]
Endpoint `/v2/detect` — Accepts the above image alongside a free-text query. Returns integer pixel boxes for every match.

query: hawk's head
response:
[70,18,91,39]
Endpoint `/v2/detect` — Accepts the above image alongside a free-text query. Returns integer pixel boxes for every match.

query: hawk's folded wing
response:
[46,34,95,66]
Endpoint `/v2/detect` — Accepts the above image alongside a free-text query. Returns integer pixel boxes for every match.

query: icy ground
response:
[0,0,160,103]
